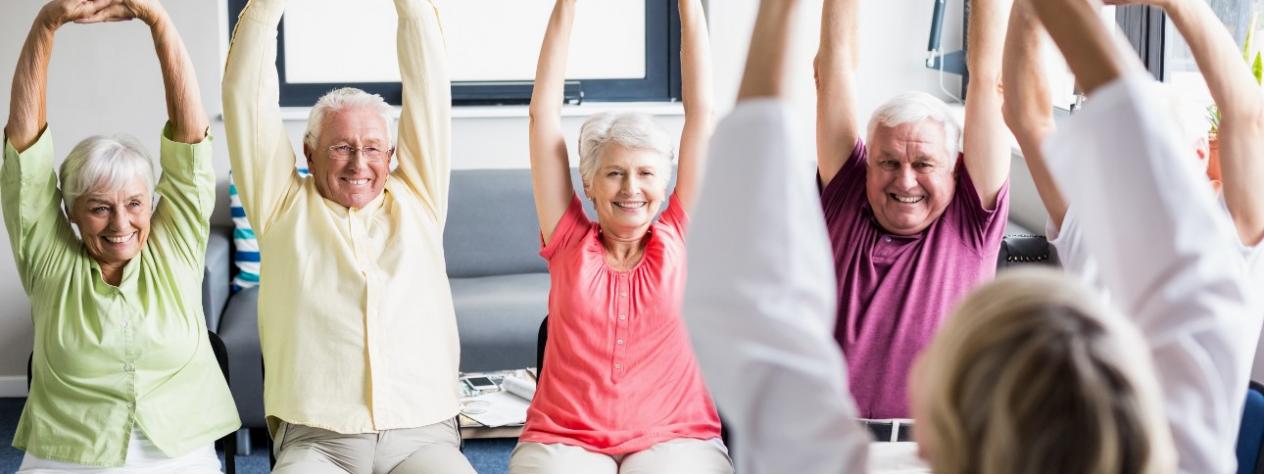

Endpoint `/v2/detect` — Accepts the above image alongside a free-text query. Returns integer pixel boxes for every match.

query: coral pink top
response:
[520,193,722,454]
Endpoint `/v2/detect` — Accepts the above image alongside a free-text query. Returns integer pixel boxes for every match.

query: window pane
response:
[282,0,647,84]
[1163,0,1263,116]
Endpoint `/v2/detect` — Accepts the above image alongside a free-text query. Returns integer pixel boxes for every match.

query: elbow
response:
[1002,102,1052,146]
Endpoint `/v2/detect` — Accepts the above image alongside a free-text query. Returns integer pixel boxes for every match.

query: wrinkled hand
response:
[80,0,166,26]
[38,0,109,28]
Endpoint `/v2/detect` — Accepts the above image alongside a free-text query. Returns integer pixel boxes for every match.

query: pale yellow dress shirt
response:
[222,0,459,435]
[2,126,240,466]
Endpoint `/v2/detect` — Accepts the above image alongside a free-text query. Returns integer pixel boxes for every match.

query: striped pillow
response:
[227,167,308,292]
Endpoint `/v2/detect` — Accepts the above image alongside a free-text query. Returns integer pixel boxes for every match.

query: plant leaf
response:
[1254,51,1263,85]
[1247,12,1259,62]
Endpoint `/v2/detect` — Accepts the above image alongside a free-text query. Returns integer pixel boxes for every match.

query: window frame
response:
[225,0,684,107]
[1115,4,1167,80]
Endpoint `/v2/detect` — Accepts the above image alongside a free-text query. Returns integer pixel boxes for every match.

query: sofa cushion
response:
[451,273,550,371]
[202,225,233,331]
[445,170,551,278]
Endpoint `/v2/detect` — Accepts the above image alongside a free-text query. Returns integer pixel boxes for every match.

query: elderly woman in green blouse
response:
[2,0,239,471]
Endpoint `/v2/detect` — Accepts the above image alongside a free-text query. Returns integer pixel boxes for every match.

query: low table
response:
[459,368,535,439]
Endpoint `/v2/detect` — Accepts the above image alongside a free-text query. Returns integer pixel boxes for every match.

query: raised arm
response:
[5,1,108,151]
[1119,0,1264,245]
[738,1,799,101]
[689,2,872,472]
[1030,0,1254,472]
[671,0,714,211]
[529,0,578,244]
[1001,2,1067,228]
[394,0,451,221]
[222,0,299,235]
[145,3,207,143]
[814,0,861,187]
[88,0,208,143]
[962,0,1012,208]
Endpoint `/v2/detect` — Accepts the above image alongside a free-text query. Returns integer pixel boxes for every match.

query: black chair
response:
[535,315,733,449]
[27,331,236,474]
[997,234,1059,268]
[1236,381,1264,474]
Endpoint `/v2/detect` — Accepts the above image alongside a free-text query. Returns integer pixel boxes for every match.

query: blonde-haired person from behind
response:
[913,269,1175,474]
[683,0,1249,473]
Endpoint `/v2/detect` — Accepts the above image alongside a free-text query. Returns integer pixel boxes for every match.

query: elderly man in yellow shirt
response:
[222,0,473,472]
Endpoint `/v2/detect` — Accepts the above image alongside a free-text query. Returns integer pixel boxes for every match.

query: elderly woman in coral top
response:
[509,0,729,473]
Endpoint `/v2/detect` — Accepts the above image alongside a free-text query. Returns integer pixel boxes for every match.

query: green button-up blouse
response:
[1,126,240,467]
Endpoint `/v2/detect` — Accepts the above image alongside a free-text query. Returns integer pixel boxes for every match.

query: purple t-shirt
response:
[821,141,1009,418]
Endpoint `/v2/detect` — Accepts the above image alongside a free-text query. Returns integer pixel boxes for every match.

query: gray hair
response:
[59,135,156,211]
[578,112,675,187]
[868,91,963,162]
[303,87,395,149]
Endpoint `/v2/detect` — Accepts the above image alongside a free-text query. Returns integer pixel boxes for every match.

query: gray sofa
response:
[206,169,565,435]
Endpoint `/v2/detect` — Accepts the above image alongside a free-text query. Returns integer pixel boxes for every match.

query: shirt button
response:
[618,314,627,321]
[123,363,135,373]
[615,363,623,369]
[884,236,892,242]
[619,292,627,299]
[617,339,624,345]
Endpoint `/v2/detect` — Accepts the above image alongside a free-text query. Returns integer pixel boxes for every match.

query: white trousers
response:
[18,429,220,473]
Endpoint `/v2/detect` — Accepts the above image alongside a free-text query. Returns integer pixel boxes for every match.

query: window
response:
[1162,0,1263,114]
[226,0,683,106]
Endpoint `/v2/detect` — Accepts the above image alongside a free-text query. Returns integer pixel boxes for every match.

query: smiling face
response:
[584,145,670,237]
[865,119,957,236]
[68,178,152,269]
[305,106,392,209]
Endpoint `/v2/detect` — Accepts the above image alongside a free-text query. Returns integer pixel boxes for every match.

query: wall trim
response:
[0,376,27,398]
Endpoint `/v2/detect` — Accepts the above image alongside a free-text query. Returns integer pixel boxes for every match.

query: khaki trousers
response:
[272,418,475,474]
[508,438,732,474]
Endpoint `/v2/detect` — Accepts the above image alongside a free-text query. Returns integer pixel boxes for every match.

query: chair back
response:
[1237,381,1264,474]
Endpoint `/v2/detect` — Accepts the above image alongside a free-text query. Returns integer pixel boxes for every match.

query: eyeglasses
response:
[327,144,394,162]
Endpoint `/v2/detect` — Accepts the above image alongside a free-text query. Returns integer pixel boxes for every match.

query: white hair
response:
[303,87,395,149]
[59,135,156,211]
[577,112,675,187]
[868,91,963,162]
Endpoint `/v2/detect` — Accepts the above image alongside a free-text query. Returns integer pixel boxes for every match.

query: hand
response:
[38,0,109,28]
[79,0,166,26]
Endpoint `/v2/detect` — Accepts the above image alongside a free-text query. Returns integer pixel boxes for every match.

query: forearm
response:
[675,0,714,208]
[221,0,294,232]
[1027,0,1136,95]
[963,0,1011,204]
[1003,4,1067,226]
[528,0,575,131]
[739,0,801,101]
[1162,0,1264,244]
[394,0,451,212]
[149,11,207,144]
[815,0,860,183]
[5,15,57,151]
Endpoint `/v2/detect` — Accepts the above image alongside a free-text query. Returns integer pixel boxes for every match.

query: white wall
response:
[0,0,1040,391]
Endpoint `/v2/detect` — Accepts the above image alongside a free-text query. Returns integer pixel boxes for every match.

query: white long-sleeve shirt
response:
[685,78,1255,473]
[1042,75,1257,474]
[684,99,872,474]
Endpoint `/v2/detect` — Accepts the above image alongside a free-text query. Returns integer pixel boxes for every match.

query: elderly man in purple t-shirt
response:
[814,0,1012,422]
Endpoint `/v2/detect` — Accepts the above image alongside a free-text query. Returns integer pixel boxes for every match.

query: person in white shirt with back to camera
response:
[1003,0,1264,380]
[684,0,1255,473]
